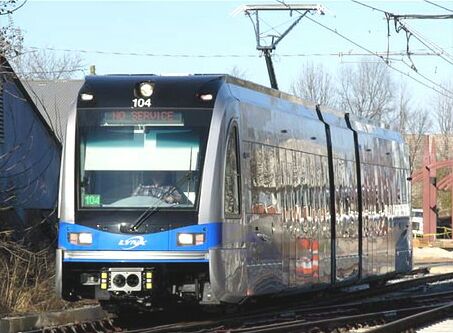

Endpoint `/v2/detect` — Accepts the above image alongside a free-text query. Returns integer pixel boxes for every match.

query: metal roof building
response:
[23,80,83,142]
[0,57,63,226]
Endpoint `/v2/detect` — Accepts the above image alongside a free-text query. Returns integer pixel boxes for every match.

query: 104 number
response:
[132,98,151,108]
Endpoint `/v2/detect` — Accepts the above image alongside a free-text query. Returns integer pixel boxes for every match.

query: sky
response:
[6,0,453,112]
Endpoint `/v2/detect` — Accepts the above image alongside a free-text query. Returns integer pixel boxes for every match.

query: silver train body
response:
[57,75,411,306]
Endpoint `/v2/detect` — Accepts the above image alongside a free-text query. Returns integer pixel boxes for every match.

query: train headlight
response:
[199,93,213,101]
[79,232,93,244]
[177,233,205,246]
[139,82,154,98]
[68,232,93,245]
[80,93,94,101]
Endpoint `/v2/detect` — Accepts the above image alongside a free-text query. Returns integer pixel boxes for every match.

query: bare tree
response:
[435,81,453,160]
[12,48,84,80]
[229,65,248,80]
[387,82,432,169]
[1,1,26,58]
[405,109,432,170]
[337,61,394,123]
[291,61,336,107]
[0,15,24,59]
[1,1,83,81]
[391,81,412,133]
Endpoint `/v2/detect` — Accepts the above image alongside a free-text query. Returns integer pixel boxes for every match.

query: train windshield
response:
[77,109,212,209]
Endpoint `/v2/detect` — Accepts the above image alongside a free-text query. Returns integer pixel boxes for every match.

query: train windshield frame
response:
[76,107,212,210]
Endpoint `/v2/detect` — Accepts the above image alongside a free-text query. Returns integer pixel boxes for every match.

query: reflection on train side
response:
[246,137,409,289]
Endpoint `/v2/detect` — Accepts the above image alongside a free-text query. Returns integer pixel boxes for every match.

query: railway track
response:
[29,271,453,333]
[124,292,453,333]
[20,319,120,333]
[122,271,453,333]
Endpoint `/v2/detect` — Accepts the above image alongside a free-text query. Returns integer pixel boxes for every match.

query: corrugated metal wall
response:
[0,70,61,225]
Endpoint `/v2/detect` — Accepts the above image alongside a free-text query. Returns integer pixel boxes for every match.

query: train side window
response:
[224,125,241,216]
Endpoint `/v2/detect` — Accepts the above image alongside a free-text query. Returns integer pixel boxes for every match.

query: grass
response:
[0,239,66,315]
[0,219,96,317]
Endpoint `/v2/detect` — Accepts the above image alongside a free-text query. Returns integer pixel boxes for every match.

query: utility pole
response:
[235,3,325,90]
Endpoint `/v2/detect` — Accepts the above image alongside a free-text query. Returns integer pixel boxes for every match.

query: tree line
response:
[290,61,453,166]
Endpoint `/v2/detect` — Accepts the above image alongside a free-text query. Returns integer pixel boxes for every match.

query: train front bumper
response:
[62,250,209,262]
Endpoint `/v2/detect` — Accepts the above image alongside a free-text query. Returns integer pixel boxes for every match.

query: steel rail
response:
[225,304,452,333]
[118,272,453,333]
[128,287,453,333]
[135,303,445,333]
[366,302,453,333]
[324,271,453,305]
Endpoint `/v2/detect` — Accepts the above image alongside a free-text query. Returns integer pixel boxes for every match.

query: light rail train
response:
[56,74,412,309]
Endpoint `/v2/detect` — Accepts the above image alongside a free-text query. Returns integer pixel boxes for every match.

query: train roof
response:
[78,74,401,142]
[77,74,224,109]
[78,73,321,110]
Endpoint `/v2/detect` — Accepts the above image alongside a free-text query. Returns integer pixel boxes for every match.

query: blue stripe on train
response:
[58,221,222,252]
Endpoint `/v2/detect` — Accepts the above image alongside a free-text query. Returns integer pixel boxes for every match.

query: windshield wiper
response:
[128,171,194,233]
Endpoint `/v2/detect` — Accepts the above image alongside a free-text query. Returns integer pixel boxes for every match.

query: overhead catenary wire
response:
[305,16,453,99]
[400,20,453,64]
[352,1,453,19]
[352,0,453,67]
[423,0,453,13]
[22,48,453,100]
[24,46,453,59]
[347,0,453,98]
[275,0,453,99]
[393,18,453,68]
[11,4,453,100]
[0,68,86,76]
[401,58,453,96]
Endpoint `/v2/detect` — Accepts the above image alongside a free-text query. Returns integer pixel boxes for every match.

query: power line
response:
[424,0,453,13]
[401,58,453,96]
[22,22,453,98]
[304,15,383,60]
[393,14,453,19]
[348,0,453,97]
[27,46,257,58]
[273,2,453,99]
[401,20,453,64]
[23,46,453,60]
[307,15,453,99]
[398,22,453,68]
[351,0,386,14]
[351,0,453,66]
[352,1,453,19]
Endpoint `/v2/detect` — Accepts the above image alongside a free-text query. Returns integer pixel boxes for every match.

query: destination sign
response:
[102,111,183,126]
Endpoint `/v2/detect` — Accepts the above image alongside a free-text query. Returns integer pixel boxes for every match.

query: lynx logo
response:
[118,236,147,250]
